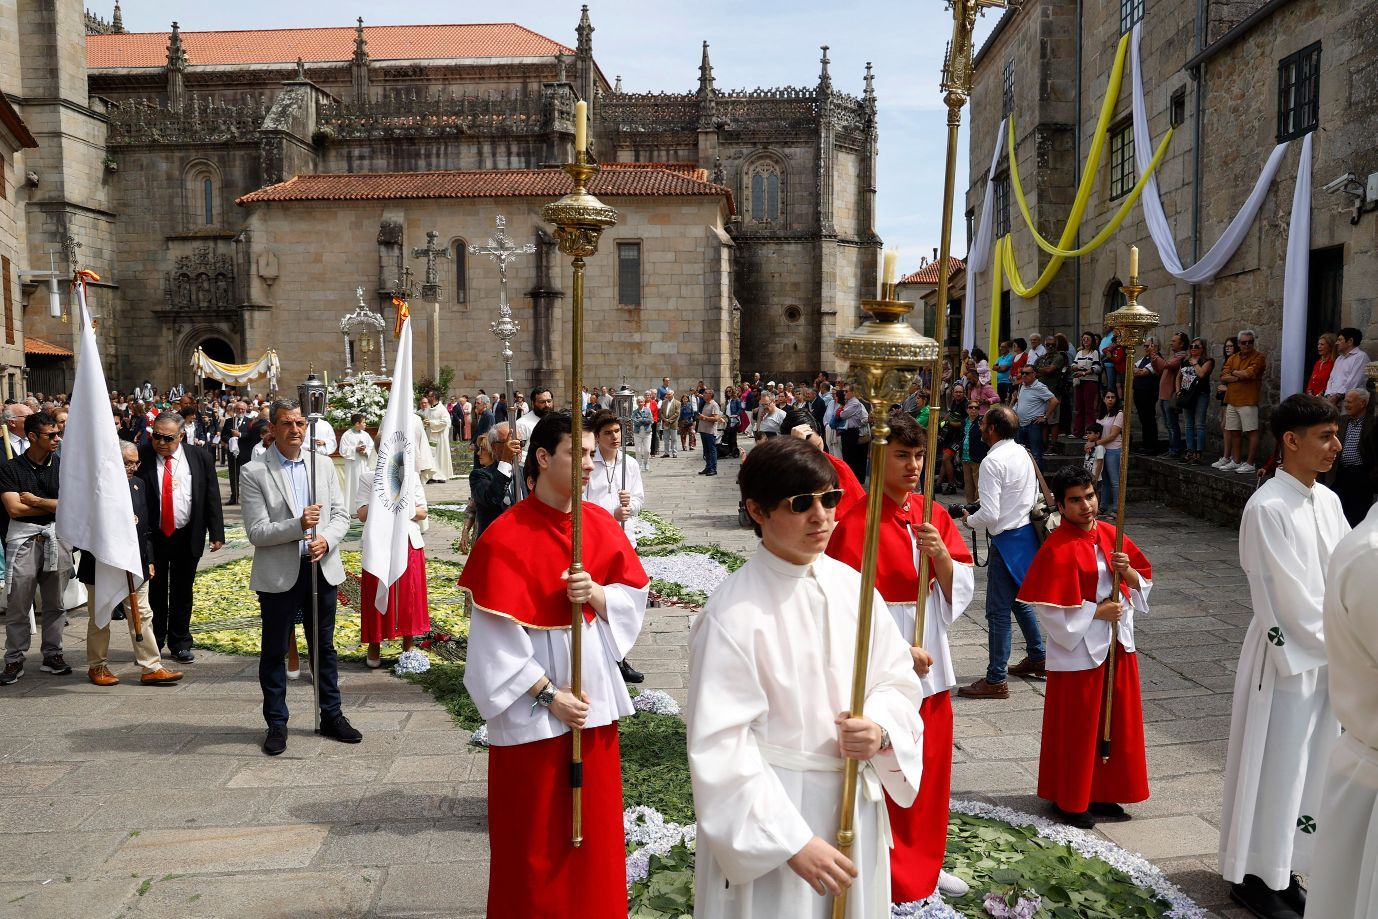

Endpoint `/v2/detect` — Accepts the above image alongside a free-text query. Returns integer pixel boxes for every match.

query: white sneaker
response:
[1234,462,1256,474]
[1218,460,1239,472]
[286,667,300,680]
[937,870,970,897]
[1211,456,1229,469]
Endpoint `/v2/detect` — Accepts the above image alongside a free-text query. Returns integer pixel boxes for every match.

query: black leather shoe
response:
[1230,875,1302,919]
[618,659,644,683]
[111,606,126,621]
[1282,875,1307,915]
[172,650,195,664]
[1052,805,1095,829]
[1088,801,1130,821]
[263,724,287,756]
[318,713,363,743]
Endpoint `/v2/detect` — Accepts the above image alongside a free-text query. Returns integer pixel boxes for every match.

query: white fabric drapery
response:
[1280,133,1313,398]
[190,348,281,390]
[1130,22,1293,284]
[962,117,1007,351]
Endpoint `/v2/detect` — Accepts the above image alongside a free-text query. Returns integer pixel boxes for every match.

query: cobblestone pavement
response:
[0,442,1253,917]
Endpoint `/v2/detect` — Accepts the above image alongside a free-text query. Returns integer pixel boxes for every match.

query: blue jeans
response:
[1101,447,1121,510]
[1158,398,1183,455]
[701,432,718,473]
[258,559,341,727]
[1017,422,1045,468]
[1184,395,1209,451]
[985,538,1045,683]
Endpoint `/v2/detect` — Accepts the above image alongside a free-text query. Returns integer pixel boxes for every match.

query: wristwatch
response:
[531,682,557,713]
[879,727,893,753]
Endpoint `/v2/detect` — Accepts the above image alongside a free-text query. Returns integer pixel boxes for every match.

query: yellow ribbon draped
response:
[988,236,1005,360]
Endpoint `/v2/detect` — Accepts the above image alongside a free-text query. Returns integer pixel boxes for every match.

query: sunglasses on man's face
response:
[782,489,845,514]
[150,432,180,444]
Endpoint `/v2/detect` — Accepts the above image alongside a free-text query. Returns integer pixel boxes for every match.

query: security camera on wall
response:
[1323,173,1360,195]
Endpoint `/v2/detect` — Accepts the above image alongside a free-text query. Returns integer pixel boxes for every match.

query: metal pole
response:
[307,416,322,735]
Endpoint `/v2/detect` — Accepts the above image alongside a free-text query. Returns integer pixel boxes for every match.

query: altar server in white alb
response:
[1306,501,1378,919]
[1220,394,1349,919]
[688,436,925,919]
[584,410,645,545]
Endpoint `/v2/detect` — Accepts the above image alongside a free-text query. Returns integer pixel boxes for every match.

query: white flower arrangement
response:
[624,805,696,887]
[631,690,681,717]
[326,379,387,428]
[392,649,431,675]
[641,553,730,596]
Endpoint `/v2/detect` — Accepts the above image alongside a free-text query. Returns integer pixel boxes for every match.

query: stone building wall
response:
[238,194,734,400]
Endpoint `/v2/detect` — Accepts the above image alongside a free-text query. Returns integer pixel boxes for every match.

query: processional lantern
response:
[613,383,636,444]
[298,371,327,421]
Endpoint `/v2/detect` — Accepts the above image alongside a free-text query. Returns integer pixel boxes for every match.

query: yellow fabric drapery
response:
[191,348,281,389]
[989,236,1005,360]
[997,32,1129,299]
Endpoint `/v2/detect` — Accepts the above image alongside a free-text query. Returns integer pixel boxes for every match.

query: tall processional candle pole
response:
[298,371,329,734]
[830,282,937,919]
[542,99,616,848]
[1098,247,1157,762]
[916,0,1020,649]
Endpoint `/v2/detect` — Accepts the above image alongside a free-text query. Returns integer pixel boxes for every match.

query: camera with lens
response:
[948,501,980,517]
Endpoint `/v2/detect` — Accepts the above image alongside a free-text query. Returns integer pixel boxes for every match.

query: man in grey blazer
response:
[241,399,361,755]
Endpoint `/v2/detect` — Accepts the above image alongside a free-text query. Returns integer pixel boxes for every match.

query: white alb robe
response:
[886,527,975,697]
[408,413,437,484]
[583,448,645,548]
[687,549,925,919]
[1220,470,1349,888]
[463,583,648,746]
[339,427,375,518]
[1034,546,1152,673]
[423,404,454,482]
[1307,503,1378,919]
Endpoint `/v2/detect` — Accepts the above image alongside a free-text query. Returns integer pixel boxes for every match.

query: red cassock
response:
[457,497,648,919]
[825,451,867,521]
[1018,521,1152,813]
[827,493,972,902]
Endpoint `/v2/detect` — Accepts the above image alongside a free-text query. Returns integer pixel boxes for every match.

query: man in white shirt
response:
[957,405,1046,699]
[2,403,31,460]
[1028,333,1046,361]
[1221,394,1349,919]
[688,436,924,918]
[1324,327,1368,405]
[1307,501,1378,919]
[585,410,647,684]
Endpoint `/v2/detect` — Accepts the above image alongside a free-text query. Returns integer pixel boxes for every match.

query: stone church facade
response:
[4,2,881,395]
[967,0,1377,396]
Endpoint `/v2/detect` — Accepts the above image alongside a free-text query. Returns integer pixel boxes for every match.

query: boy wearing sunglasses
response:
[826,411,975,902]
[687,436,924,917]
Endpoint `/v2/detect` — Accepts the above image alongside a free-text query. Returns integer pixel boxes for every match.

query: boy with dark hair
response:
[826,411,975,901]
[688,436,924,917]
[1220,393,1348,918]
[1017,464,1153,829]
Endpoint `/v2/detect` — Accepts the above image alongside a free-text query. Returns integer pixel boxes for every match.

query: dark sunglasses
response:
[782,489,845,513]
[34,430,62,440]
[150,432,180,444]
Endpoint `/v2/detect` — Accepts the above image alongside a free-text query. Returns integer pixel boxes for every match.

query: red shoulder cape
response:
[457,496,648,629]
[824,452,867,521]
[1016,520,1152,608]
[826,493,973,603]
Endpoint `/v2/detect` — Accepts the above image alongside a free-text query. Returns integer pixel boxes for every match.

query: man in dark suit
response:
[220,401,249,504]
[1324,388,1377,526]
[469,422,520,540]
[139,412,225,664]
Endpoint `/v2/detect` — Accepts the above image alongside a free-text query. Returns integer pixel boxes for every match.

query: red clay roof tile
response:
[88,23,573,69]
[235,167,736,214]
[900,256,965,285]
[24,337,74,358]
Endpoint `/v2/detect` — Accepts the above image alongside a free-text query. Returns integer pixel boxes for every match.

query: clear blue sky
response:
[112,1,999,276]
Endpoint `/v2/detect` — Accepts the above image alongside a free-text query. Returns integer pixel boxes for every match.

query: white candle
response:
[883,249,898,288]
[1129,245,1139,279]
[574,101,587,153]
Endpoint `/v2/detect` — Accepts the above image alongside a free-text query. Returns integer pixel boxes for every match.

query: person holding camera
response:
[956,405,1047,700]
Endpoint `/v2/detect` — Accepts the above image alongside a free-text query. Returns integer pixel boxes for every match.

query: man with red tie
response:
[139,412,224,664]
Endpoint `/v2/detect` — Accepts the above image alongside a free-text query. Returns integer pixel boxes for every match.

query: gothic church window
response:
[744,157,783,224]
[185,161,220,228]
[1278,42,1321,142]
[1108,120,1135,200]
[1119,0,1144,34]
[452,240,468,305]
[617,242,641,307]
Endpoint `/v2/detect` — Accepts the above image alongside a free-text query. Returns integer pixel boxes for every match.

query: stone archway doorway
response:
[197,337,236,392]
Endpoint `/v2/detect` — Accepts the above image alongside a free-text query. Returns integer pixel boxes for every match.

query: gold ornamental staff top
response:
[828,284,937,919]
[542,140,618,848]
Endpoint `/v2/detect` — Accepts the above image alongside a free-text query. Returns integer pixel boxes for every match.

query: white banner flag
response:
[55,280,143,628]
[360,313,417,611]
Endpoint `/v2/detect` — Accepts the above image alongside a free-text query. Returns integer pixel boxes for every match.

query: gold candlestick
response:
[830,284,937,919]
[542,150,618,847]
[1098,275,1158,762]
